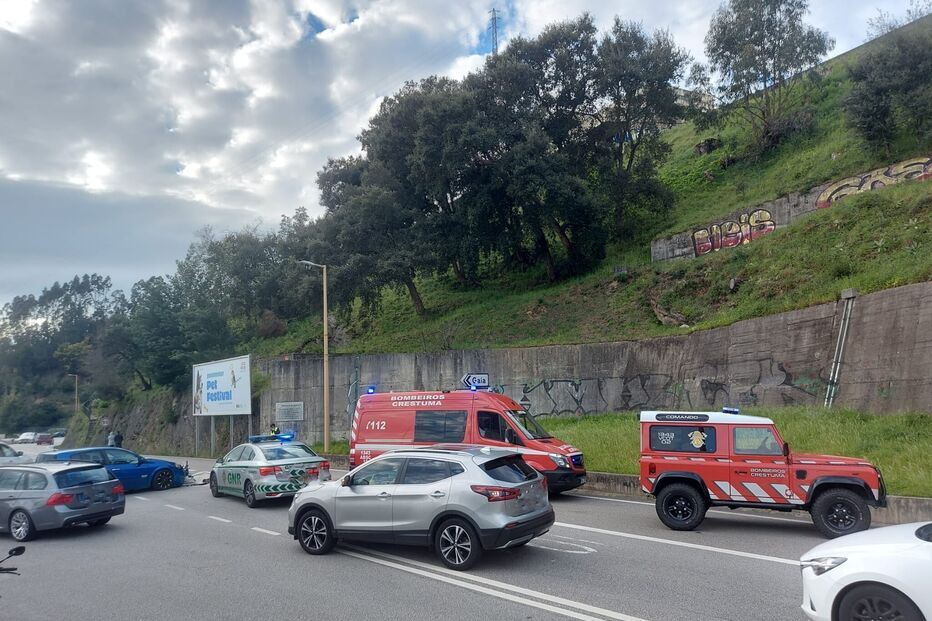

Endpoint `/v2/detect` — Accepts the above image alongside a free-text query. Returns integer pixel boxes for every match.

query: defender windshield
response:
[505,409,552,439]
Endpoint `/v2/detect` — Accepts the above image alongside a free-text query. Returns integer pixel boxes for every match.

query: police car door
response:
[730,426,795,505]
[218,445,246,495]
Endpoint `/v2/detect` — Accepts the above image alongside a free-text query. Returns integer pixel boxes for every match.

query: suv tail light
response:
[471,485,520,502]
[46,492,75,506]
[258,466,283,476]
[112,483,125,495]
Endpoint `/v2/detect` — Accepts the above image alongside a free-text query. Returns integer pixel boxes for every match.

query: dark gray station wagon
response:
[0,463,125,541]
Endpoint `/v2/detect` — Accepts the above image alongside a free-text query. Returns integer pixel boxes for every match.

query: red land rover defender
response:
[639,409,886,538]
[350,390,587,492]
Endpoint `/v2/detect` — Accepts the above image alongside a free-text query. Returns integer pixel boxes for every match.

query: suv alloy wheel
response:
[435,518,483,571]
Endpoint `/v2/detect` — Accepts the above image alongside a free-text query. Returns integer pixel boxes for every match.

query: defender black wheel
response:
[837,583,923,621]
[244,480,259,508]
[810,488,870,539]
[209,473,222,497]
[656,483,707,531]
[297,510,336,555]
[435,518,482,571]
[9,510,36,542]
[88,517,111,527]
[151,469,174,491]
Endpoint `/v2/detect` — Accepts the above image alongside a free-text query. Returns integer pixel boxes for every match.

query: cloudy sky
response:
[0,0,904,304]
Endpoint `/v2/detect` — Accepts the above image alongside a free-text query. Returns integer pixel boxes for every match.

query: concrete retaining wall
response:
[256,281,932,444]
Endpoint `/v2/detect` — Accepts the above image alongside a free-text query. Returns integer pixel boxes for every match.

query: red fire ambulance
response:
[639,409,887,538]
[349,390,587,492]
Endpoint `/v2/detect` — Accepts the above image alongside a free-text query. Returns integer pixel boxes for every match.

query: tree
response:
[702,0,834,149]
[845,27,932,152]
[594,20,689,239]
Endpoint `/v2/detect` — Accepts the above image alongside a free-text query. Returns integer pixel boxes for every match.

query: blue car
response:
[36,447,187,492]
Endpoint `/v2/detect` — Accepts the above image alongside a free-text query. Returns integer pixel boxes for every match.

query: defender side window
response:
[648,425,717,453]
[733,427,782,455]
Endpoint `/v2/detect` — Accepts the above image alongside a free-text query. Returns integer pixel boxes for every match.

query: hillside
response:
[244,16,932,358]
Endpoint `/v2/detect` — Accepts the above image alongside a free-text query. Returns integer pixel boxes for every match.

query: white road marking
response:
[164,504,185,511]
[567,493,808,523]
[208,516,232,523]
[341,546,647,621]
[528,541,597,554]
[553,522,799,566]
[251,527,280,536]
[548,533,603,546]
[134,496,149,501]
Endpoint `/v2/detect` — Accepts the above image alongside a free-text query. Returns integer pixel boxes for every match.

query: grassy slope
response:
[243,18,932,357]
[542,407,932,497]
[251,181,932,355]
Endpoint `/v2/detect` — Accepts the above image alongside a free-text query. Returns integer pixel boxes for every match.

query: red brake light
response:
[308,468,319,476]
[258,466,283,476]
[471,485,520,502]
[46,492,75,506]
[320,461,330,470]
[112,483,125,495]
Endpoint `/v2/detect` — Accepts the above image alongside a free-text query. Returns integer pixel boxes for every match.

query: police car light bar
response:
[248,433,295,443]
[366,386,376,394]
[722,407,740,414]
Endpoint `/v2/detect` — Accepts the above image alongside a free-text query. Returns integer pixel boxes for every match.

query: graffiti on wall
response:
[816,156,932,208]
[691,209,776,257]
[493,358,826,416]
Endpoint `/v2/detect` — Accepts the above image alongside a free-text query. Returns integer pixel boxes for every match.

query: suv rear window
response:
[54,466,114,489]
[649,425,717,453]
[414,410,467,443]
[482,455,536,482]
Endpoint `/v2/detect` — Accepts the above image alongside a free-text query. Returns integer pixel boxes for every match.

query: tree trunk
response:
[550,217,573,256]
[536,226,558,283]
[404,278,427,317]
[452,259,468,285]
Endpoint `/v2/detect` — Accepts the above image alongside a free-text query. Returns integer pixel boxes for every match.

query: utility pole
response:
[297,259,331,453]
[488,8,500,55]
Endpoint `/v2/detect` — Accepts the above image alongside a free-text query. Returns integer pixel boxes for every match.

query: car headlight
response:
[801,557,847,576]
[549,453,569,468]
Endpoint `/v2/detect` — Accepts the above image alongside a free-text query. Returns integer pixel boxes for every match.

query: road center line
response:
[340,547,646,621]
[567,494,808,523]
[208,516,232,523]
[251,527,280,536]
[553,522,799,566]
[164,504,185,511]
[342,544,644,621]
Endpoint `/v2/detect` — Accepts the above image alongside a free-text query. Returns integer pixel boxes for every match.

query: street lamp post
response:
[67,373,78,417]
[298,260,330,453]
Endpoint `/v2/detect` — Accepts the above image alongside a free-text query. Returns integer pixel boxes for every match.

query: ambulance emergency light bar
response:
[248,433,295,443]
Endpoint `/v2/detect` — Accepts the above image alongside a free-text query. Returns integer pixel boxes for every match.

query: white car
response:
[0,442,30,464]
[800,522,932,621]
[13,432,37,444]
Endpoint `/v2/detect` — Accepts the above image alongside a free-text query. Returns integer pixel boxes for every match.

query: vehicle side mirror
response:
[782,442,790,458]
[137,457,146,465]
[504,428,522,446]
[215,457,224,464]
[16,451,22,457]
[9,546,24,557]
[341,474,352,487]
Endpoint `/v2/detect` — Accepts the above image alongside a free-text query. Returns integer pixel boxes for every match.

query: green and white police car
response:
[209,434,331,507]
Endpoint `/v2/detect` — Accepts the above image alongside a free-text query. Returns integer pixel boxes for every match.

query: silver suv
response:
[287,445,554,570]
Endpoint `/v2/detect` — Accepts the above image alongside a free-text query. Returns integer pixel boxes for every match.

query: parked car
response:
[638,408,886,538]
[288,445,554,570]
[36,447,186,492]
[210,434,331,507]
[350,389,587,493]
[800,522,931,621]
[13,433,36,445]
[34,433,53,446]
[0,443,30,465]
[51,431,67,438]
[0,462,125,541]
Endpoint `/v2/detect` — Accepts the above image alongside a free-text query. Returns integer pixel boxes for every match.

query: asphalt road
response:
[3,447,825,621]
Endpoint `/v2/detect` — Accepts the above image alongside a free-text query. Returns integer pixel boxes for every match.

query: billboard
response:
[192,355,252,416]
